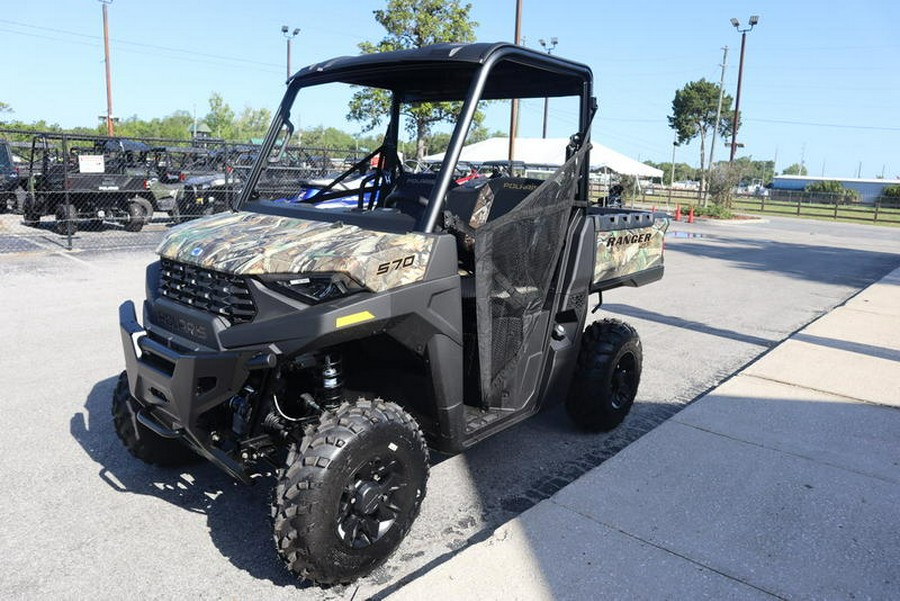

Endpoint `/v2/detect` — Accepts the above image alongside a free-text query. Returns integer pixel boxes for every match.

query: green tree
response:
[668,79,735,203]
[347,0,478,159]
[0,101,11,116]
[782,163,808,176]
[233,106,272,142]
[643,160,698,186]
[301,126,357,149]
[205,92,235,139]
[728,156,775,184]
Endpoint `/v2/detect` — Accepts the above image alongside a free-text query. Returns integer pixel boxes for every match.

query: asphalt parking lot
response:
[1,213,898,600]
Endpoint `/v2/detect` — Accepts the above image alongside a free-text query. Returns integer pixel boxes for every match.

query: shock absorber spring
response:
[319,353,343,405]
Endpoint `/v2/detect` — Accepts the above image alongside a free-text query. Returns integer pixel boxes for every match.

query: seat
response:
[383,171,450,219]
[443,176,544,272]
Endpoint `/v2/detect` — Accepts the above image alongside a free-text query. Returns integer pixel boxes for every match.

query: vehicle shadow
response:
[69,375,307,590]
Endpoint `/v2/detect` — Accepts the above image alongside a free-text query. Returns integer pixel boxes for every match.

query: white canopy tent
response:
[423,137,663,179]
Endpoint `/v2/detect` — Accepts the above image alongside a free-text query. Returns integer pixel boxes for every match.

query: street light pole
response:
[539,37,558,139]
[729,15,759,162]
[100,0,114,136]
[282,25,300,81]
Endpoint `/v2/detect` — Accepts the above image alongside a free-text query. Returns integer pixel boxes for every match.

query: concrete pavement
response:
[389,266,900,600]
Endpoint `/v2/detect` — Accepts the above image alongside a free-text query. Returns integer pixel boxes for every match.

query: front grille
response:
[159,259,256,324]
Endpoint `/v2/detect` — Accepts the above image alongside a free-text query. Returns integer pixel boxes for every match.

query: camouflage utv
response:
[114,42,668,585]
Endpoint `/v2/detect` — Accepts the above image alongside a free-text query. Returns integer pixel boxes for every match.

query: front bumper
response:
[118,300,274,481]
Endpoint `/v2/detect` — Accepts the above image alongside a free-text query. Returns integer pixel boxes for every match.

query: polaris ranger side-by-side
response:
[113,43,668,585]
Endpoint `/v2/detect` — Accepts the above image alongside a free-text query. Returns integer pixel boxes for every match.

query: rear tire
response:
[566,318,642,431]
[111,371,198,466]
[124,197,152,232]
[272,398,429,585]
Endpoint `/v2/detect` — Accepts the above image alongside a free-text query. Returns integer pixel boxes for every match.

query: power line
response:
[746,118,900,131]
[0,18,282,68]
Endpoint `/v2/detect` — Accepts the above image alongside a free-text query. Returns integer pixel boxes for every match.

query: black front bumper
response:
[118,300,273,482]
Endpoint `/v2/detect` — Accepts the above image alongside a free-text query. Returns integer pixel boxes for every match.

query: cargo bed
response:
[588,207,668,292]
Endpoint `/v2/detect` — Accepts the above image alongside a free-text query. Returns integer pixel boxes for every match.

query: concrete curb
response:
[388,265,900,600]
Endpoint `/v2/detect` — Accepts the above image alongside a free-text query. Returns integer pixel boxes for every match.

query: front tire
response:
[566,318,642,431]
[111,371,198,466]
[273,398,429,585]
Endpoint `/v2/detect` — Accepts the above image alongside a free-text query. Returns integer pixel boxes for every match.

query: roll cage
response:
[237,42,596,232]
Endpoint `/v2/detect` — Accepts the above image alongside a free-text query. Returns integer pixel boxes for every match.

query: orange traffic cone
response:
[674,204,681,221]
[687,206,695,224]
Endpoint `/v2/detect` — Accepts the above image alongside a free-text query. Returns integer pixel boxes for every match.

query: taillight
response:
[179,172,185,182]
[143,179,150,189]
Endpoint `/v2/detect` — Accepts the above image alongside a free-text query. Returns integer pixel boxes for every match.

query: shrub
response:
[708,163,744,209]
[691,203,733,219]
[882,184,900,198]
[804,181,859,204]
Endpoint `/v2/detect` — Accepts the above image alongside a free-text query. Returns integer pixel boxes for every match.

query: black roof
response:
[288,42,592,102]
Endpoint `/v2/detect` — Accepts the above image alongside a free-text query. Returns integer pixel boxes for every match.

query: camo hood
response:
[156,212,436,292]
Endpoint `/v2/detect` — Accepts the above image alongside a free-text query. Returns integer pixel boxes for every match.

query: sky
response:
[2,0,899,179]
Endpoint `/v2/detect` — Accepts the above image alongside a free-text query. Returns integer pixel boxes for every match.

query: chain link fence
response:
[0,129,365,254]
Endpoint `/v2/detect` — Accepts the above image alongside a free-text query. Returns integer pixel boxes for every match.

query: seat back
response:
[384,172,446,219]
[445,177,543,230]
[444,177,544,268]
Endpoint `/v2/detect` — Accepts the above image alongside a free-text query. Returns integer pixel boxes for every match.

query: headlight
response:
[262,272,365,304]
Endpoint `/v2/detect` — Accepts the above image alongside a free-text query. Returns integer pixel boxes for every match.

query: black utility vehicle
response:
[113,42,668,585]
[21,134,158,234]
[0,140,20,212]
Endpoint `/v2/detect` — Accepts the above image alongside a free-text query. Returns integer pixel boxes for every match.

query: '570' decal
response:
[376,255,416,275]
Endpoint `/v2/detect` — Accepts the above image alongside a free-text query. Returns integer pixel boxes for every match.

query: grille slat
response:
[159,259,256,324]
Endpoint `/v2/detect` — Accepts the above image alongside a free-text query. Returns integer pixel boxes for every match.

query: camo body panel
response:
[593,219,667,284]
[156,212,435,291]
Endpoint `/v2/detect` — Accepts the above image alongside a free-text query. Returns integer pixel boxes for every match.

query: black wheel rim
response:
[336,456,406,549]
[610,352,638,410]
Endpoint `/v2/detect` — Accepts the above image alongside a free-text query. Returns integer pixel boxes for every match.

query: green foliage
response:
[643,160,698,185]
[668,79,735,182]
[301,126,357,149]
[708,162,745,209]
[231,106,272,142]
[348,0,479,159]
[882,184,900,198]
[804,180,859,203]
[205,92,235,139]
[782,163,808,176]
[730,156,775,184]
[691,203,733,219]
[114,111,195,140]
[0,101,11,118]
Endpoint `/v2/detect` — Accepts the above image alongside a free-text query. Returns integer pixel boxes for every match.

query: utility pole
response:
[729,16,759,162]
[508,0,522,164]
[539,37,558,138]
[100,0,114,136]
[282,25,300,80]
[706,46,728,205]
[668,137,676,208]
